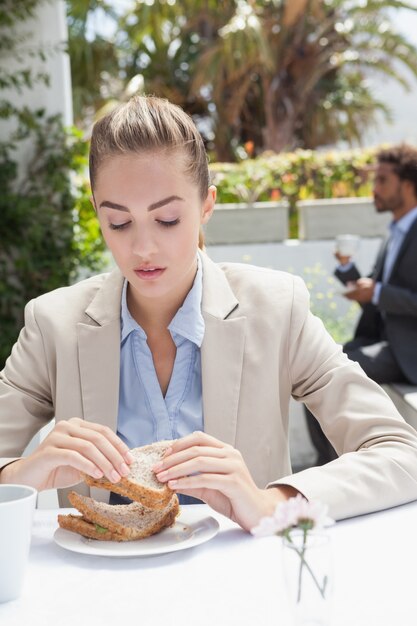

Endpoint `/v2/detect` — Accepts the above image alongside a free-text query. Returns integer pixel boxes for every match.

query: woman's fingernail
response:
[125,451,135,463]
[153,461,163,471]
[168,480,177,488]
[94,469,103,478]
[120,462,129,476]
[163,447,173,457]
[111,470,121,482]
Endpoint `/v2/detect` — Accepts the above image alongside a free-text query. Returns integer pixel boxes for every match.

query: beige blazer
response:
[1,252,417,519]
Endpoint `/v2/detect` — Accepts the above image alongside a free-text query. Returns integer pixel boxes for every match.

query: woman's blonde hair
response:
[89,96,210,249]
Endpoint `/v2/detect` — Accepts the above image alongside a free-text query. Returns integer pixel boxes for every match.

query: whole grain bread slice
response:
[58,490,180,541]
[83,440,174,509]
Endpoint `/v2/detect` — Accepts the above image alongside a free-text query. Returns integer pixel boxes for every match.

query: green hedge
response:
[210,147,376,203]
[209,147,377,236]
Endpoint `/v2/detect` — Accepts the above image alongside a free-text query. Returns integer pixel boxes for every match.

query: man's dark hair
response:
[377,144,417,196]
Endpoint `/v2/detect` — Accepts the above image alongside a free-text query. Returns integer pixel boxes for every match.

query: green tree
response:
[66,0,417,158]
[193,0,417,154]
[66,0,120,125]
[96,0,232,134]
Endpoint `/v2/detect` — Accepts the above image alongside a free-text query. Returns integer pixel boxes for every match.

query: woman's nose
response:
[131,224,157,258]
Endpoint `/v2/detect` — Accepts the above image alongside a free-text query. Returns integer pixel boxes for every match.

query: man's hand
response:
[343,277,375,303]
[334,251,352,266]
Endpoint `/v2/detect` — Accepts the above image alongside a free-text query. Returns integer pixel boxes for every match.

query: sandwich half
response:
[58,491,180,541]
[82,440,174,510]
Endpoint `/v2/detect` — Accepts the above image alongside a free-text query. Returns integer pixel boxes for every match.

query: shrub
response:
[0,111,105,368]
[210,147,376,237]
[0,0,106,368]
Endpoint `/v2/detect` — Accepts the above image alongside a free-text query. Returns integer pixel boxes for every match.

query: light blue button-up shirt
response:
[116,258,205,450]
[373,206,417,303]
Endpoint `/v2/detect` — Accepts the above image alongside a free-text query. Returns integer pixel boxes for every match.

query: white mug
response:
[335,234,360,257]
[0,484,37,603]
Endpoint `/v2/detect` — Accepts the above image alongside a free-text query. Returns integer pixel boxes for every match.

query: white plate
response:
[53,507,219,558]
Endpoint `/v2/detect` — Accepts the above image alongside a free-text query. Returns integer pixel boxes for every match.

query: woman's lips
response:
[134,267,166,280]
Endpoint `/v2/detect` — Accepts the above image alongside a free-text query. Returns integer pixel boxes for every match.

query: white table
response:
[1,501,416,626]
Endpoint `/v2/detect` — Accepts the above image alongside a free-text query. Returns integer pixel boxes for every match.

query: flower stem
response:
[287,532,327,601]
[296,529,307,602]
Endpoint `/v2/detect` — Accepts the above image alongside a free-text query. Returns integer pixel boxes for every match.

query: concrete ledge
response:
[298,197,391,240]
[382,383,417,431]
[204,201,289,244]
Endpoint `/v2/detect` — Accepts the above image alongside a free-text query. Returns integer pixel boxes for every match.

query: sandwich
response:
[81,440,174,510]
[58,440,179,542]
[58,491,179,541]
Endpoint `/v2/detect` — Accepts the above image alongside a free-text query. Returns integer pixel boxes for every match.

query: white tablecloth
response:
[1,501,416,626]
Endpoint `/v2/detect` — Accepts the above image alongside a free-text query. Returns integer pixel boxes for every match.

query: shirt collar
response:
[120,254,205,347]
[168,254,205,347]
[391,205,417,235]
[120,281,145,342]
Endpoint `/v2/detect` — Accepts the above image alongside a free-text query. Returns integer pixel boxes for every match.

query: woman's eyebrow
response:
[99,195,184,212]
[148,195,185,211]
[99,201,129,212]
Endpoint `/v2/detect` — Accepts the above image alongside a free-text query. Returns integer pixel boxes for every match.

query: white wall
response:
[21,0,72,122]
[14,0,72,122]
[0,0,72,173]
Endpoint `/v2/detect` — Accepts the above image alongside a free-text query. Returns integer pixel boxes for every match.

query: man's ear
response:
[201,185,216,225]
[403,179,417,200]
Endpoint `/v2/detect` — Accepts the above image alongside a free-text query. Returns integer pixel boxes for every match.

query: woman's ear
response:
[201,185,216,224]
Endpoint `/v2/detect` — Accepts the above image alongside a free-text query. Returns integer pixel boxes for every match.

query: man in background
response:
[305,144,417,465]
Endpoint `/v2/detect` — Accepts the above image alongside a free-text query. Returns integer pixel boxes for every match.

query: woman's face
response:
[93,151,215,308]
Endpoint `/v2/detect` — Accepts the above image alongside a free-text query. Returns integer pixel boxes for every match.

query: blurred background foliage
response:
[210,145,376,236]
[210,146,375,204]
[298,262,359,344]
[67,0,417,160]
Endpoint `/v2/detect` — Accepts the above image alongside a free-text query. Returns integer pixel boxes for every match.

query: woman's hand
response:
[0,418,133,491]
[153,431,298,531]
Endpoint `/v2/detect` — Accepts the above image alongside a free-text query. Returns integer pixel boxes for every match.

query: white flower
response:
[251,496,335,604]
[251,495,334,538]
[298,498,334,530]
[250,514,284,538]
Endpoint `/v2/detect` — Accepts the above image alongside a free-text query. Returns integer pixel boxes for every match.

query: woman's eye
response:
[157,219,180,228]
[108,222,131,231]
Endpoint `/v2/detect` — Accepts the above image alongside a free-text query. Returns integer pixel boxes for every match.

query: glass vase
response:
[282,530,333,626]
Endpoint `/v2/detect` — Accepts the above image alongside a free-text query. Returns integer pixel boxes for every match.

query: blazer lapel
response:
[75,269,124,503]
[78,319,122,504]
[77,269,123,433]
[372,235,390,281]
[200,253,246,447]
[388,215,417,280]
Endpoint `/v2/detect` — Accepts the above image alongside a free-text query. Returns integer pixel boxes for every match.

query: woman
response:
[1,95,417,531]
